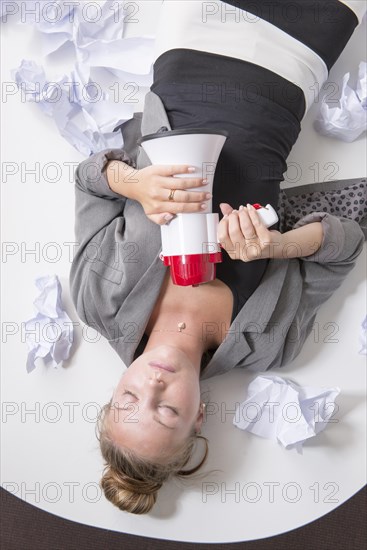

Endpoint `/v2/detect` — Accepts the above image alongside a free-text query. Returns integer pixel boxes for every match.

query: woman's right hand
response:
[133,165,212,225]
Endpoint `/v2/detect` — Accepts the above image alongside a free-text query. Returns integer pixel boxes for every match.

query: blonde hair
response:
[96,399,209,514]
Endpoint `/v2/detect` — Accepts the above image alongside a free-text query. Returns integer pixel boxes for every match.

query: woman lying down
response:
[69,0,367,514]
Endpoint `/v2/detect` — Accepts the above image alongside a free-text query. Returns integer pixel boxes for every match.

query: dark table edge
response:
[0,485,366,549]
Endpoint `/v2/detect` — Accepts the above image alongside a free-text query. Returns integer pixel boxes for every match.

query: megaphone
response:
[138,127,228,286]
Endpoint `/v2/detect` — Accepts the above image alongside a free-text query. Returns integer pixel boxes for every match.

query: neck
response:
[144,311,215,376]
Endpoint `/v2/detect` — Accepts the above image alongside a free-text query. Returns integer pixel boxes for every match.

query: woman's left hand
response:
[217,202,283,262]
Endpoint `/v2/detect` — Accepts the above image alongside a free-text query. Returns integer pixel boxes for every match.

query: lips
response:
[148,361,176,373]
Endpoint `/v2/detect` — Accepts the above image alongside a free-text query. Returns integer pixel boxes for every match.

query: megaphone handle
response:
[251,204,278,228]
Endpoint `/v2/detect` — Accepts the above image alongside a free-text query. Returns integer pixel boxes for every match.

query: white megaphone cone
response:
[139,128,228,286]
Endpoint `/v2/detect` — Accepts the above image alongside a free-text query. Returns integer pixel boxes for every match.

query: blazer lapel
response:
[201,259,290,379]
[135,91,173,169]
[240,259,290,333]
[114,112,143,163]
[141,90,172,135]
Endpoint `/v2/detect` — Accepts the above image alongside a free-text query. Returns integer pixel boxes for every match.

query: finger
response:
[153,165,199,177]
[146,213,176,226]
[162,200,210,213]
[219,202,234,216]
[237,206,258,240]
[227,210,246,250]
[246,204,271,240]
[163,175,207,188]
[217,216,235,252]
[163,188,212,203]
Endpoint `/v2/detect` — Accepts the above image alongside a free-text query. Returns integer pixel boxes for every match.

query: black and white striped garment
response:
[150,0,365,324]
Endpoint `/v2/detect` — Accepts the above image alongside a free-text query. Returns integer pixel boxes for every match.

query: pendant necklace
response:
[152,322,203,341]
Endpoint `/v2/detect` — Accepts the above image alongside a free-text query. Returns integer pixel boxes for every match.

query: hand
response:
[217,202,283,262]
[133,165,211,226]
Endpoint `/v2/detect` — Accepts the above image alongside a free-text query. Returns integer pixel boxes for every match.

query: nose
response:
[148,371,165,386]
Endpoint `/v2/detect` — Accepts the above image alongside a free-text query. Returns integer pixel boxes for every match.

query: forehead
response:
[106,406,183,458]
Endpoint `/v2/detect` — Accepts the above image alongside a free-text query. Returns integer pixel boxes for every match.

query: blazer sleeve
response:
[292,211,365,264]
[69,147,137,326]
[280,211,365,365]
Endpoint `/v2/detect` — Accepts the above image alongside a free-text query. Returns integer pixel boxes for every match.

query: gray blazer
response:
[69,91,365,380]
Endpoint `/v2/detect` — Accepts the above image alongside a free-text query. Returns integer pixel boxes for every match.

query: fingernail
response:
[202,178,208,184]
[246,203,253,210]
[223,214,228,219]
[239,205,244,211]
[205,193,212,199]
[188,167,196,172]
[201,203,207,209]
[164,214,174,221]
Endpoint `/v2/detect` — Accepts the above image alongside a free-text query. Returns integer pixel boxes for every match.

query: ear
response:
[194,404,205,434]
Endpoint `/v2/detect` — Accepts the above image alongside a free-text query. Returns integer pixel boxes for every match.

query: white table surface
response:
[1,2,366,543]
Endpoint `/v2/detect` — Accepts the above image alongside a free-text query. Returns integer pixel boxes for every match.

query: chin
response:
[155,344,181,356]
[155,345,190,365]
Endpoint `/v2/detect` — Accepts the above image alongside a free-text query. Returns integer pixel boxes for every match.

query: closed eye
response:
[159,405,179,415]
[122,391,178,415]
[123,390,137,398]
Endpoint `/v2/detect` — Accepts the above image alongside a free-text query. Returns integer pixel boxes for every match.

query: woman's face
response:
[106,345,204,462]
